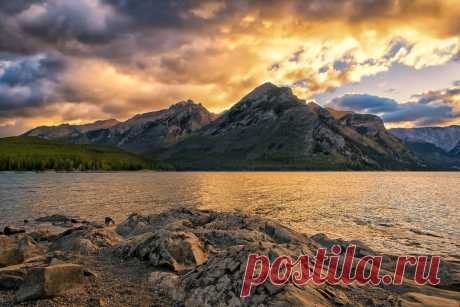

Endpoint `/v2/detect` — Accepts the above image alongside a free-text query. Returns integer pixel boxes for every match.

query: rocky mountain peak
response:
[169,99,202,110]
[240,82,295,102]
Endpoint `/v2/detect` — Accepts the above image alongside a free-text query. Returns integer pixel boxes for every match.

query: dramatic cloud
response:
[0,54,66,115]
[328,83,460,126]
[17,0,121,45]
[0,0,460,135]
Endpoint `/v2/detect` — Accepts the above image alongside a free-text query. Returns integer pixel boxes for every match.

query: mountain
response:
[159,83,419,170]
[24,100,217,155]
[404,141,460,169]
[449,141,460,156]
[390,126,460,152]
[0,136,151,171]
[24,119,120,140]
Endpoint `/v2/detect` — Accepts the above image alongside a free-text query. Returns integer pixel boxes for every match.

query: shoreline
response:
[1,169,460,173]
[1,208,459,306]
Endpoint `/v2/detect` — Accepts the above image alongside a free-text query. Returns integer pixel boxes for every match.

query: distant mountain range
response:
[22,83,460,170]
[390,126,460,152]
[26,119,120,140]
[25,101,216,155]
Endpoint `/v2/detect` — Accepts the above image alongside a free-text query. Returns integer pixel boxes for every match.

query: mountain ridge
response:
[21,82,460,170]
[158,83,419,170]
[390,125,460,152]
[24,100,217,154]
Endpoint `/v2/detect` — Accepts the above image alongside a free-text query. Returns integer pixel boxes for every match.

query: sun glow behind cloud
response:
[0,0,460,135]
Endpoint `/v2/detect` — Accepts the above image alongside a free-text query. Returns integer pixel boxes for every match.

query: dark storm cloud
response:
[293,0,394,21]
[329,94,401,114]
[0,54,67,117]
[103,0,203,28]
[0,1,43,15]
[17,0,123,45]
[328,89,460,126]
[0,54,63,86]
[0,0,455,58]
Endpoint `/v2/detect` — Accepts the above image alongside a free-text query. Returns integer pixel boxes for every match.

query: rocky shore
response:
[1,208,459,306]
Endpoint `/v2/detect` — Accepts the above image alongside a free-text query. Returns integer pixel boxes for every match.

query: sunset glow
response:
[1,0,460,136]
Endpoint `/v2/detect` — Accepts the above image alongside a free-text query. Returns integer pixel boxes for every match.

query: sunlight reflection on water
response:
[0,171,459,256]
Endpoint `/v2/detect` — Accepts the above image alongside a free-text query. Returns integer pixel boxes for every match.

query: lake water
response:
[0,171,459,257]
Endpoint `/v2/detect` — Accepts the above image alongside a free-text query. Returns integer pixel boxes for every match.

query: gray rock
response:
[36,214,73,224]
[0,235,42,267]
[4,226,26,236]
[0,274,23,290]
[120,230,208,271]
[115,213,153,237]
[16,264,85,302]
[105,217,115,226]
[49,226,122,255]
[0,236,23,267]
[398,292,460,307]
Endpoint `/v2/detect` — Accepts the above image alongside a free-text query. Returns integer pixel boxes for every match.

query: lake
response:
[0,171,459,257]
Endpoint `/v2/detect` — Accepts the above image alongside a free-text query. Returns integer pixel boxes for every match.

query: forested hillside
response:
[0,137,152,171]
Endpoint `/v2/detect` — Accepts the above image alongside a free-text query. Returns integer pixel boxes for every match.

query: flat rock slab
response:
[16,263,84,302]
[399,292,460,307]
[0,235,42,267]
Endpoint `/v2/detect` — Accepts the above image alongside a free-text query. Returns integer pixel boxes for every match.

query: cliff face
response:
[24,100,217,155]
[390,126,460,152]
[78,100,217,154]
[161,83,419,170]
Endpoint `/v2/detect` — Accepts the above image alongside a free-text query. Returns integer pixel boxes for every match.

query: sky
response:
[1,0,460,136]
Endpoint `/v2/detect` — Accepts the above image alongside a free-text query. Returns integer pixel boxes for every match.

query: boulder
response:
[0,236,23,267]
[36,214,73,224]
[49,226,122,255]
[28,227,63,242]
[0,260,55,291]
[176,244,332,307]
[0,235,42,267]
[105,217,115,226]
[16,264,84,302]
[0,274,23,290]
[3,226,26,236]
[149,272,184,301]
[17,236,43,260]
[4,226,25,236]
[0,264,27,290]
[115,213,153,237]
[111,208,460,306]
[311,233,375,257]
[120,230,208,271]
[264,221,308,244]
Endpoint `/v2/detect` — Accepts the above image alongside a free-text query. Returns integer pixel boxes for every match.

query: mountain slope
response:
[449,141,460,156]
[24,119,120,140]
[0,136,151,171]
[160,83,419,170]
[23,100,217,155]
[390,126,460,152]
[78,100,217,154]
[405,141,460,170]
